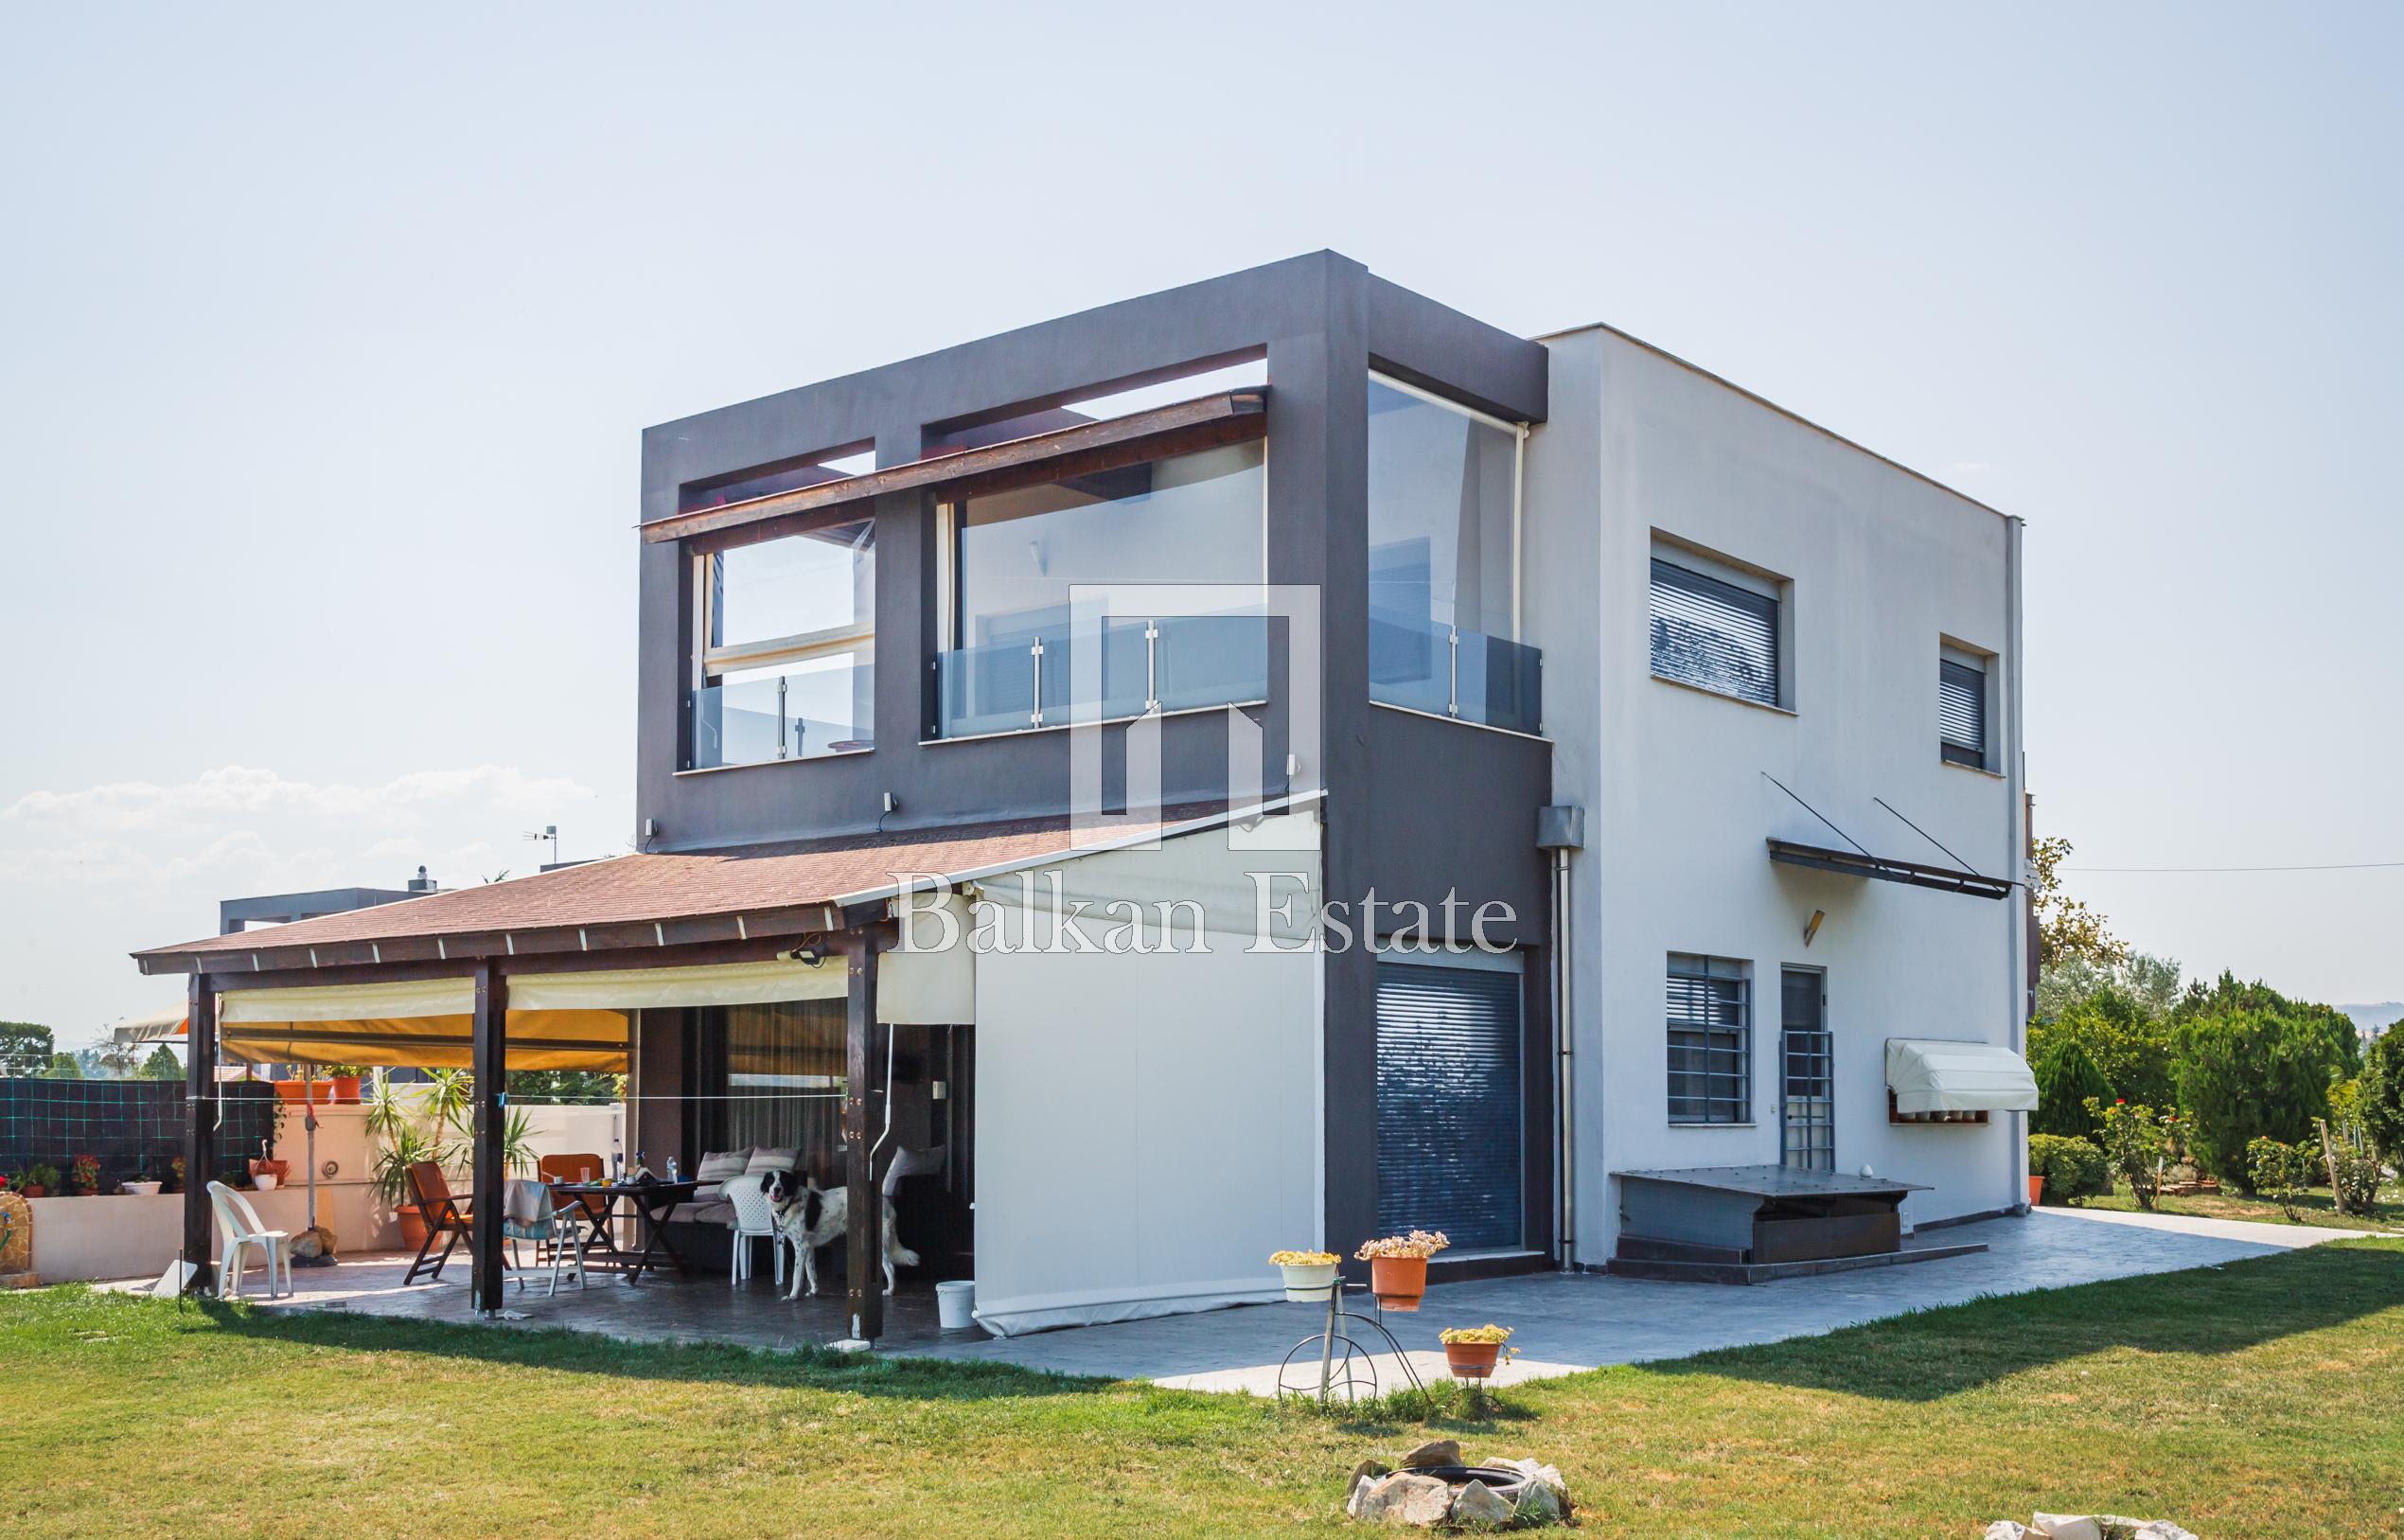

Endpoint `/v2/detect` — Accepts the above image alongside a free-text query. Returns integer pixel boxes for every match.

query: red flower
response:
[2115,1098,2125,1106]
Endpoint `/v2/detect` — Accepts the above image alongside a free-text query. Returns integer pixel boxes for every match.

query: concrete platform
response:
[103,1206,2377,1399]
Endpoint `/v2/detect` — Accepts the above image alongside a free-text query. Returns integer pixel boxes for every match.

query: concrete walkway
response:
[111,1206,2376,1399]
[911,1206,2375,1395]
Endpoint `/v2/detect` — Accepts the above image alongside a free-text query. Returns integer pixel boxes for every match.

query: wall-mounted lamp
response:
[787,945,825,965]
[1802,909,1826,947]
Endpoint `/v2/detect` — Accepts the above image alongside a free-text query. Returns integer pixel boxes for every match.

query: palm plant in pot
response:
[1269,1248,1339,1301]
[1354,1230,1448,1311]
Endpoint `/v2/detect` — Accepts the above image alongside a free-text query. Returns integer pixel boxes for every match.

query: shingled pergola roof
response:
[133,809,1207,977]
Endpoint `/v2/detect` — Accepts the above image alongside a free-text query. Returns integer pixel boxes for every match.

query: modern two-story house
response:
[135,252,2033,1338]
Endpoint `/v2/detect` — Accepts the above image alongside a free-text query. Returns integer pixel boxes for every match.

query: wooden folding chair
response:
[403,1159,472,1285]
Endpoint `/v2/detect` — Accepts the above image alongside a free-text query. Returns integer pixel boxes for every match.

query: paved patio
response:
[125,1206,2374,1398]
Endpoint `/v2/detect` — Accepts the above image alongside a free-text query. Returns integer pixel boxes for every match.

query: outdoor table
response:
[550,1179,698,1283]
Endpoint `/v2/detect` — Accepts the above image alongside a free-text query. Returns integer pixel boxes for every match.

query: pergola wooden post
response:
[181,973,218,1293]
[468,960,507,1316]
[843,927,887,1344]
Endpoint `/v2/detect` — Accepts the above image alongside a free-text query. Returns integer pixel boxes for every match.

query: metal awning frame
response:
[1766,839,2013,900]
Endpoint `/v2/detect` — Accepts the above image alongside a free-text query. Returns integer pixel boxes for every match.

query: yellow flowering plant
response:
[1438,1323,1513,1345]
[1354,1230,1449,1261]
[1268,1249,1338,1266]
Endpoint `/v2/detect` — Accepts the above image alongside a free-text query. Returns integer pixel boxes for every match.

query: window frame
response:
[1648,537,1792,711]
[683,513,879,769]
[1366,369,1529,646]
[1666,952,1753,1126]
[1937,641,1995,771]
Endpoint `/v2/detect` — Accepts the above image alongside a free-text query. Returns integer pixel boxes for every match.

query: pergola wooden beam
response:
[469,961,507,1316]
[181,974,216,1294]
[642,389,1267,548]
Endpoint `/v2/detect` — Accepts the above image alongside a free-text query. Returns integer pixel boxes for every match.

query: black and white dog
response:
[761,1168,918,1300]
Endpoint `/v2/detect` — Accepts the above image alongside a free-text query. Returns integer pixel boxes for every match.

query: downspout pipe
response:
[1537,805,1585,1270]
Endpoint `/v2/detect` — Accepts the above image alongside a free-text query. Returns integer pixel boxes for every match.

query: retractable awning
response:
[1884,1037,2040,1115]
[112,1005,187,1048]
[214,939,979,1071]
[1767,839,2013,900]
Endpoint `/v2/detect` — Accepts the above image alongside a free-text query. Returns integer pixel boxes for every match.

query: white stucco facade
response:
[1523,326,2029,1262]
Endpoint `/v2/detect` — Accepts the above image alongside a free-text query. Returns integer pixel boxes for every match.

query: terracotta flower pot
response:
[398,1204,428,1251]
[19,1186,44,1199]
[1444,1340,1502,1378]
[2027,1174,2045,1205]
[273,1079,313,1105]
[1370,1255,1427,1312]
[327,1075,362,1105]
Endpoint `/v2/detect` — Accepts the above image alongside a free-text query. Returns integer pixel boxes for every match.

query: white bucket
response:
[935,1280,976,1330]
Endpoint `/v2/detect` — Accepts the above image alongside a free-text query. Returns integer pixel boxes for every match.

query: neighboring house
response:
[133,253,2030,1337]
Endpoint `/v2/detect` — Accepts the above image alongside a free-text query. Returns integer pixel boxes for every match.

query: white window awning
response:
[1884,1037,2040,1116]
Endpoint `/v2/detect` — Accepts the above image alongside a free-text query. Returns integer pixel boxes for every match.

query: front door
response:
[1780,967,1833,1171]
[1374,956,1522,1251]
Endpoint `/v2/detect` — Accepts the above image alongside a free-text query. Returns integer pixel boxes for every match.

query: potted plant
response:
[1439,1322,1516,1379]
[2025,1148,2045,1206]
[165,1157,186,1195]
[67,1155,102,1196]
[1270,1248,1340,1302]
[1354,1230,1449,1312]
[18,1164,59,1199]
[372,1124,444,1249]
[319,1064,366,1105]
[121,1164,163,1197]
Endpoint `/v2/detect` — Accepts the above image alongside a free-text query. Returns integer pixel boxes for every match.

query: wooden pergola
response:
[133,815,1118,1342]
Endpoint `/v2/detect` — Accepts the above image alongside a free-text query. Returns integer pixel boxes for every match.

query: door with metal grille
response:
[1375,959,1522,1251]
[1780,967,1833,1171]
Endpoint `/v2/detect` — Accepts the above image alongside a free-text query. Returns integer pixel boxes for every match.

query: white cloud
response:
[0,763,613,1047]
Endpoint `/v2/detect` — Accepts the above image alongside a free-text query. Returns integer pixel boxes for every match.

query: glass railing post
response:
[1030,638,1045,728]
[1144,621,1159,714]
[775,675,788,760]
[1447,626,1459,717]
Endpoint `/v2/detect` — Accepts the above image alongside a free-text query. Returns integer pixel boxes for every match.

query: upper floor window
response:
[1650,546,1784,710]
[1367,374,1537,733]
[688,517,875,768]
[936,442,1266,737]
[1939,646,1990,769]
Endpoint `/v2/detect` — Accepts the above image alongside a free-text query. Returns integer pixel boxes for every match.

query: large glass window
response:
[938,442,1266,736]
[689,517,875,768]
[1367,375,1536,732]
[693,1000,846,1179]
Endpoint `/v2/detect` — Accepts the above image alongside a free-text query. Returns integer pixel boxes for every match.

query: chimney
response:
[406,865,437,894]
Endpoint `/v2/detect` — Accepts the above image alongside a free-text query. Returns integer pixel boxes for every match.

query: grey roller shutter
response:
[1375,962,1522,1251]
[1939,659,1987,767]
[1651,558,1779,706]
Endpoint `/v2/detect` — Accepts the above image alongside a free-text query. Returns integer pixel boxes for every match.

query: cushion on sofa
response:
[695,1148,752,1183]
[744,1147,799,1176]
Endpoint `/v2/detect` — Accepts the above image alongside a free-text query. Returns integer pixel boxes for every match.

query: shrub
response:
[2032,1040,2113,1141]
[2171,1000,2358,1189]
[2027,1134,2110,1203]
[2328,1142,2384,1215]
[2362,1028,2404,1169]
[2089,1099,2174,1210]
[2030,984,2174,1109]
[2246,1137,2319,1219]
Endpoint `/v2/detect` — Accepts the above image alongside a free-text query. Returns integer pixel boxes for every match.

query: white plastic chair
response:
[501,1178,589,1298]
[724,1174,786,1286]
[206,1180,292,1300]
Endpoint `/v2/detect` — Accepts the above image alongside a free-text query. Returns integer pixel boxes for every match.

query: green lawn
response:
[2074,1182,2404,1233]
[4,1240,2401,1538]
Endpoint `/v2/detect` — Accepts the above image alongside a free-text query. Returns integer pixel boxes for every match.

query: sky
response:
[2,4,2398,1048]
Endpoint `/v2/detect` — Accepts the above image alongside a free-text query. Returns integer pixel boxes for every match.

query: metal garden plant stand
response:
[1275,1280,1427,1407]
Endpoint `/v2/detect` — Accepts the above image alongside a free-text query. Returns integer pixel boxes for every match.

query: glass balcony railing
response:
[936,613,1269,737]
[689,664,872,769]
[1370,614,1542,735]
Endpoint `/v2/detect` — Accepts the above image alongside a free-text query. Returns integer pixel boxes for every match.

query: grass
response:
[2076,1181,2404,1233]
[3,1239,2402,1538]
